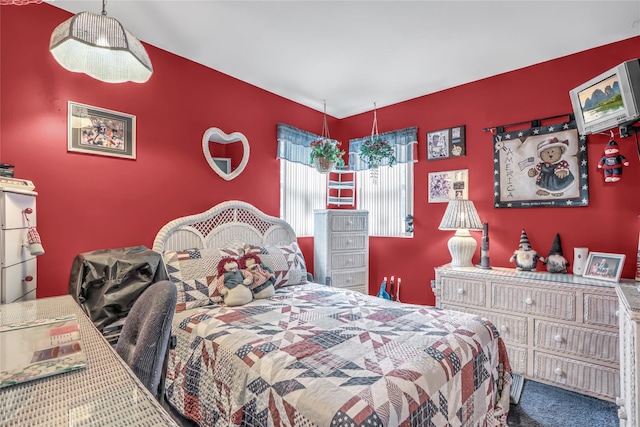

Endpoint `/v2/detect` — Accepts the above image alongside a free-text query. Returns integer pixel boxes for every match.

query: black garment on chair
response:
[115,280,177,399]
[68,246,168,332]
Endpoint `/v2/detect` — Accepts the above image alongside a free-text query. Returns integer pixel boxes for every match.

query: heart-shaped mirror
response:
[202,127,250,181]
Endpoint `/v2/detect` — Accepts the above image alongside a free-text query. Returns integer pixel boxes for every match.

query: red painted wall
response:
[337,38,640,304]
[2,4,640,305]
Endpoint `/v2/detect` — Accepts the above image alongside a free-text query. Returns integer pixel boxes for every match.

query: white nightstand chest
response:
[0,189,38,304]
[314,209,368,294]
[615,283,640,426]
[434,265,622,402]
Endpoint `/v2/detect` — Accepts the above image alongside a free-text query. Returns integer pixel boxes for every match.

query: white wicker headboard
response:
[152,200,298,254]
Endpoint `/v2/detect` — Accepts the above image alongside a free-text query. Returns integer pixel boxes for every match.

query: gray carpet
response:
[508,380,619,427]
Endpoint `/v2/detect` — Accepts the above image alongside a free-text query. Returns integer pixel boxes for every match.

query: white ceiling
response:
[47,1,640,118]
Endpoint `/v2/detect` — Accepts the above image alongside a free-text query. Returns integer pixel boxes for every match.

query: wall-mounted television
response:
[569,59,640,136]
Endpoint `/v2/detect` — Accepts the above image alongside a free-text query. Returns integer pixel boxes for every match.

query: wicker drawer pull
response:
[500,325,509,333]
[525,297,533,305]
[554,367,564,376]
[554,334,564,343]
[615,310,619,317]
[457,288,465,295]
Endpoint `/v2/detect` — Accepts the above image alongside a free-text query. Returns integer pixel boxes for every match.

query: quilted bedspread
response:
[166,283,511,427]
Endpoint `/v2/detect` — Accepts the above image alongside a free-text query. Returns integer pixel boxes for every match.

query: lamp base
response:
[447,229,477,267]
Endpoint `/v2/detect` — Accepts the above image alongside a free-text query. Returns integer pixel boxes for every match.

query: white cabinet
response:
[615,283,640,426]
[434,265,623,402]
[0,189,38,303]
[314,210,368,294]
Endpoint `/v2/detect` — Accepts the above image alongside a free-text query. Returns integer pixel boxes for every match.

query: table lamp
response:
[438,199,483,267]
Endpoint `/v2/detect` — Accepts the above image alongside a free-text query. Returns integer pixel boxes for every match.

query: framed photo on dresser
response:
[583,252,625,282]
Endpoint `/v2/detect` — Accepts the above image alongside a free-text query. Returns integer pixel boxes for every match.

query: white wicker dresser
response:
[434,265,623,402]
[314,209,368,294]
[1,189,38,304]
[615,283,640,426]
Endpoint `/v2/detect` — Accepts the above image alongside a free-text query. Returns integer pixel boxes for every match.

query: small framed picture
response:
[427,125,466,161]
[428,169,468,203]
[583,252,626,282]
[68,101,136,159]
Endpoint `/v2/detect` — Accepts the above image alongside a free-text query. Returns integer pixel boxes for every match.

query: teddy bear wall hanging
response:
[598,139,629,182]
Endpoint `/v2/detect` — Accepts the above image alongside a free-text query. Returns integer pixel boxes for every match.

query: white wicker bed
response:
[153,200,512,427]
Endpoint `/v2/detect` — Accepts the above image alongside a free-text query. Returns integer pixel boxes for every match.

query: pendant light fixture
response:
[49,0,153,83]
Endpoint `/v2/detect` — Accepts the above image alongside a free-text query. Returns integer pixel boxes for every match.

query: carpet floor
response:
[508,380,619,427]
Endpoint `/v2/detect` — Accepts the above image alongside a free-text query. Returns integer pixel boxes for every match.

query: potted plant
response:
[360,136,396,169]
[309,138,345,173]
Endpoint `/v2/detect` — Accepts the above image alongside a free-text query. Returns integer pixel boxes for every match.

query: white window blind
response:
[280,161,327,237]
[356,162,413,237]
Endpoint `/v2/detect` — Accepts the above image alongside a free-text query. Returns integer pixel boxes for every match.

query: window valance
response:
[348,127,418,171]
[276,123,322,166]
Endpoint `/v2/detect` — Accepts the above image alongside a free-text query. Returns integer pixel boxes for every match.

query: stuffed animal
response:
[598,139,629,182]
[510,229,545,271]
[544,233,569,274]
[216,257,253,306]
[239,253,276,299]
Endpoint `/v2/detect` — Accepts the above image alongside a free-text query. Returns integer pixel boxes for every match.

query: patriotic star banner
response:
[493,120,589,208]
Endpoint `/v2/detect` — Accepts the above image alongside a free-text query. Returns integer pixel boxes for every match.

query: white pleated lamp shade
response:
[438,199,483,267]
[49,12,153,83]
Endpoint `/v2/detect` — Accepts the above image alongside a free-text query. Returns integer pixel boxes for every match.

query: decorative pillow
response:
[163,248,224,313]
[239,242,308,289]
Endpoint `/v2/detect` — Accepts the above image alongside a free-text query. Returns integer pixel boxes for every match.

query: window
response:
[355,162,413,237]
[350,127,417,237]
[280,160,326,237]
[277,123,327,237]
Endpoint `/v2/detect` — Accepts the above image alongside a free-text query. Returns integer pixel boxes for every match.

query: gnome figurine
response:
[510,229,545,271]
[544,233,569,274]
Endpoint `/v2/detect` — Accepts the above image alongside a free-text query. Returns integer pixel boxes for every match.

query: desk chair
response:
[115,280,177,400]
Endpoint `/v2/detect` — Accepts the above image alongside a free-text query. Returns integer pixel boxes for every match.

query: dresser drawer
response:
[2,192,36,229]
[534,351,619,400]
[330,234,367,252]
[440,304,527,345]
[330,214,367,232]
[440,277,486,307]
[2,258,36,303]
[330,252,366,270]
[331,269,367,290]
[3,228,34,268]
[491,282,576,321]
[584,293,619,327]
[534,320,618,363]
[505,345,527,374]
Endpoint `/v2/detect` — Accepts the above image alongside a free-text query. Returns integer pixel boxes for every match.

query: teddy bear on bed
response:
[240,253,276,299]
[216,257,253,306]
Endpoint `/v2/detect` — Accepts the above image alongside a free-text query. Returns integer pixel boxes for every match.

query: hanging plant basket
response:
[314,156,336,174]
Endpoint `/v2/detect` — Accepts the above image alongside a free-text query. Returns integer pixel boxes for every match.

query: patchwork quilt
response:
[165,283,512,426]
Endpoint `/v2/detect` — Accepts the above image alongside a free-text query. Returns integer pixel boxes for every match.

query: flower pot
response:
[314,157,336,174]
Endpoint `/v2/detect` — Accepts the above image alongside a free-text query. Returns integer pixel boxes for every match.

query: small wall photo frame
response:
[427,125,465,161]
[428,169,468,203]
[68,101,136,159]
[583,251,626,282]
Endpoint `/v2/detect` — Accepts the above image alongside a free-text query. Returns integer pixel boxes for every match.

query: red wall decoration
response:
[2,4,640,305]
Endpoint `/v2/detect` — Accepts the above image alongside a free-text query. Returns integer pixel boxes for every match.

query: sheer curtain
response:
[277,123,327,237]
[349,127,418,237]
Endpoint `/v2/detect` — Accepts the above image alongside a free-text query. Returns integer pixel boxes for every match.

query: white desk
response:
[0,295,178,426]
